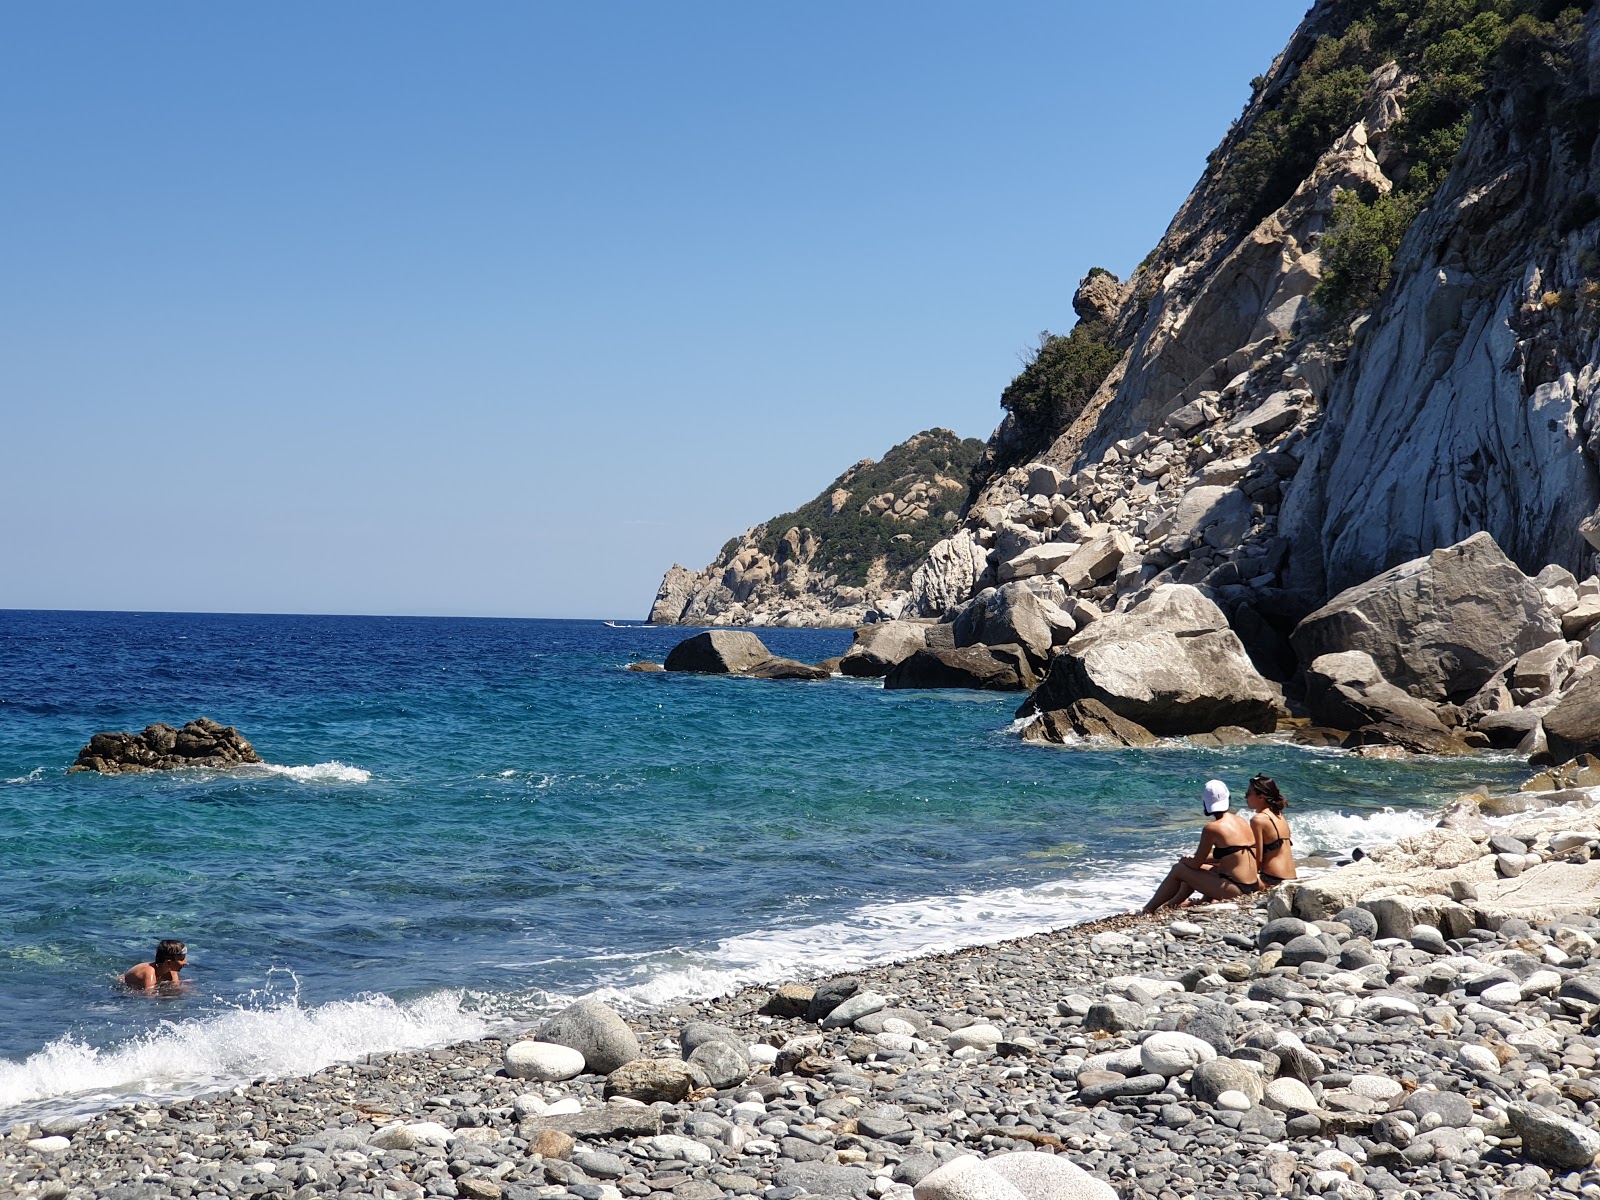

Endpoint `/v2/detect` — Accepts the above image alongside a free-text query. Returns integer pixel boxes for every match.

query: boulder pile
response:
[69,718,262,774]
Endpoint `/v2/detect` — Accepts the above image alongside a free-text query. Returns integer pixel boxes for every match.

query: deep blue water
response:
[0,610,1525,1119]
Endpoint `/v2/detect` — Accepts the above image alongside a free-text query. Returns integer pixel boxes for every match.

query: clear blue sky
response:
[1,3,1305,619]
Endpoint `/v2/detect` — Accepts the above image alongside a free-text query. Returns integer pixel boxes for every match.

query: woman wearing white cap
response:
[1141,779,1262,913]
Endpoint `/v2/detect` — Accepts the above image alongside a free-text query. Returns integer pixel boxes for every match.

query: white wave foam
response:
[255,762,372,784]
[0,989,488,1121]
[3,767,47,784]
[1292,806,1441,856]
[586,865,1171,1011]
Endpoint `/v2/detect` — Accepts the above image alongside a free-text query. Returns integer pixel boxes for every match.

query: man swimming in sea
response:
[122,939,188,990]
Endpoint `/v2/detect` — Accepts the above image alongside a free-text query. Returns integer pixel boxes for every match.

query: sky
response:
[1,3,1307,619]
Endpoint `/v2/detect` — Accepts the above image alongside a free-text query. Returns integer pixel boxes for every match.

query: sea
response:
[0,609,1530,1124]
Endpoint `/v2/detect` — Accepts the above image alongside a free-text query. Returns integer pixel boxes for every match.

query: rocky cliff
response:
[652,0,1600,641]
[648,430,983,627]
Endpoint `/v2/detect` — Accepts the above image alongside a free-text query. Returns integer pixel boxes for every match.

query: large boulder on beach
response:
[69,718,262,774]
[884,646,1036,692]
[840,621,927,677]
[663,630,773,674]
[1018,585,1279,735]
[1543,671,1600,762]
[535,998,640,1074]
[1304,651,1470,754]
[1291,532,1562,702]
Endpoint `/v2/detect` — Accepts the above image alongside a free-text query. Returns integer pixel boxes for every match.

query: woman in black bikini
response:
[1142,780,1262,913]
[1246,774,1296,887]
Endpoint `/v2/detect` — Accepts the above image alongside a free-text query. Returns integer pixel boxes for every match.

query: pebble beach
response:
[11,786,1600,1200]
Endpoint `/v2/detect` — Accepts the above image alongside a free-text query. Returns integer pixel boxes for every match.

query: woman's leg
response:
[1147,862,1241,912]
[1143,863,1193,914]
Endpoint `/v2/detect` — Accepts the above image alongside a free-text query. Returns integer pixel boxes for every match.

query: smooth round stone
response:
[1405,1090,1474,1129]
[1280,934,1330,966]
[881,1017,917,1036]
[1311,1149,1360,1174]
[1263,1077,1318,1113]
[1457,1044,1501,1074]
[1408,924,1449,954]
[1169,920,1204,939]
[1348,1073,1404,1101]
[1258,917,1311,948]
[1140,1031,1218,1077]
[543,1098,583,1116]
[748,1043,779,1065]
[1215,1090,1254,1112]
[1336,907,1379,940]
[984,1148,1118,1200]
[946,1023,1003,1051]
[1480,981,1523,1006]
[25,1136,69,1153]
[875,1032,917,1053]
[505,1039,586,1081]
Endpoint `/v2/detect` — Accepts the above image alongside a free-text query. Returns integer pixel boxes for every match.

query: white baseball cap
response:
[1202,779,1230,813]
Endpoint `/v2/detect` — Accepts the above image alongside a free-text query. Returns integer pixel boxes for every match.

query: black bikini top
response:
[1261,817,1291,855]
[1212,843,1253,861]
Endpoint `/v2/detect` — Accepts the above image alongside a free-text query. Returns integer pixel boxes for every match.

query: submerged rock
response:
[69,718,262,774]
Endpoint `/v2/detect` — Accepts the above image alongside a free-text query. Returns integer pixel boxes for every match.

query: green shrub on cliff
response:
[749,429,985,588]
[1000,323,1121,442]
[1299,1,1590,321]
[1221,0,1589,256]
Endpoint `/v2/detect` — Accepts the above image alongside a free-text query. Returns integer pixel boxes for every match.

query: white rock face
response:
[504,1039,586,1081]
[911,531,989,617]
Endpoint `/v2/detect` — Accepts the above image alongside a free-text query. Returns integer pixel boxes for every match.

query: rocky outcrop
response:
[660,630,831,680]
[950,581,1062,666]
[883,646,1035,692]
[648,430,983,627]
[839,621,927,678]
[69,719,261,774]
[1018,586,1281,735]
[648,565,699,625]
[1291,533,1562,703]
[663,631,774,674]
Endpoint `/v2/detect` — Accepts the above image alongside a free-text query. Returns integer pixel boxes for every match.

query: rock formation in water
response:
[70,718,262,774]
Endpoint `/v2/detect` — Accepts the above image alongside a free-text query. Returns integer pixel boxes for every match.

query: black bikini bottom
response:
[1218,872,1262,894]
[1260,871,1288,887]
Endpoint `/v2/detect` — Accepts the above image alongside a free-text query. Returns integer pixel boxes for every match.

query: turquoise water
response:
[0,610,1526,1120]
